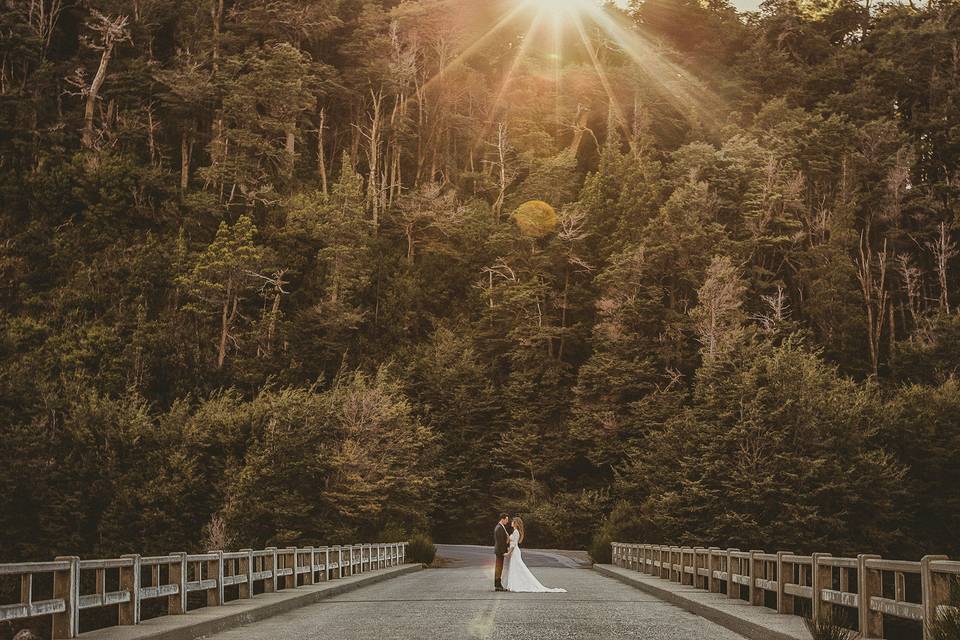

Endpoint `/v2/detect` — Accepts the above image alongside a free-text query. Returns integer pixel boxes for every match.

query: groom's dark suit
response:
[494,522,510,590]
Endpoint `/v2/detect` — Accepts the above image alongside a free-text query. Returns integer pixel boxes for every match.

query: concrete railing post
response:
[52,556,79,639]
[305,547,315,585]
[265,547,278,592]
[284,548,296,588]
[708,548,721,593]
[698,548,706,587]
[811,553,832,624]
[727,549,740,599]
[857,554,882,638]
[749,550,764,606]
[119,554,140,625]
[239,549,254,598]
[168,552,188,614]
[776,552,793,614]
[921,554,951,640]
[336,546,343,578]
[323,547,331,581]
[208,550,224,606]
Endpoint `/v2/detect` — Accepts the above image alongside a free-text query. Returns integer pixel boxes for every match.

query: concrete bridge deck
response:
[198,545,750,640]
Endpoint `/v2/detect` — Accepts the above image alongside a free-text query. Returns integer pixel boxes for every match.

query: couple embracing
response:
[492,513,566,593]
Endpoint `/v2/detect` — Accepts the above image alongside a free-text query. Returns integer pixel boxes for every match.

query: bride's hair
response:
[512,517,525,544]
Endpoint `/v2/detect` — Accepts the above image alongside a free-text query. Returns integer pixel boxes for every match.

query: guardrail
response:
[611,543,959,640]
[0,542,407,638]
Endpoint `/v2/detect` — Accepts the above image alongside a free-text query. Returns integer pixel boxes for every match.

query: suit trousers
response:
[495,553,505,584]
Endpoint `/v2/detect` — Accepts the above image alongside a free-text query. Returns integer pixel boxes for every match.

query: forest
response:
[0,0,959,565]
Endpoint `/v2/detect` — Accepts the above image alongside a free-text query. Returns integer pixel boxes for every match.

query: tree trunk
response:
[180,130,193,191]
[146,103,157,166]
[932,221,956,313]
[365,89,384,230]
[493,123,508,222]
[211,0,224,74]
[317,108,328,195]
[82,45,115,149]
[217,277,236,369]
[286,130,296,178]
[218,297,230,369]
[856,233,889,379]
[406,225,415,265]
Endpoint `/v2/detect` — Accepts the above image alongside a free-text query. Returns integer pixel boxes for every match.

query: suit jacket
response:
[494,522,509,555]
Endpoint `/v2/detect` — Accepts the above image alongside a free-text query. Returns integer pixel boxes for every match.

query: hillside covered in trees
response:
[1,0,959,564]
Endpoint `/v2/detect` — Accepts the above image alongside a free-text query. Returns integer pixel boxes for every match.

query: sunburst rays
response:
[420,0,728,148]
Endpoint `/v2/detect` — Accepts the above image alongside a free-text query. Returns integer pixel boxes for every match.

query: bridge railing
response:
[611,543,958,640]
[0,541,408,639]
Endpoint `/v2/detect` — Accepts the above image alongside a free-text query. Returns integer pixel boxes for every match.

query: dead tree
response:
[928,221,957,314]
[856,233,890,379]
[79,11,130,150]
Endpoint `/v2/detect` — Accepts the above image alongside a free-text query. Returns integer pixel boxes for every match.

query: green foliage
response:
[618,340,909,555]
[407,534,437,565]
[1,0,960,562]
[222,370,437,546]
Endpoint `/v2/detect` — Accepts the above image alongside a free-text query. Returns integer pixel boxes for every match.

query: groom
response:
[493,513,510,591]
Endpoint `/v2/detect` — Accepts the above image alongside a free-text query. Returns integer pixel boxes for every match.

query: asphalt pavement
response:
[202,545,749,640]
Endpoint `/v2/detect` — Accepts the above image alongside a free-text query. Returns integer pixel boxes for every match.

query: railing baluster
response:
[208,550,224,606]
[921,554,951,640]
[119,554,140,625]
[811,552,831,624]
[726,549,739,599]
[52,556,79,639]
[169,552,188,614]
[20,573,32,607]
[858,554,882,639]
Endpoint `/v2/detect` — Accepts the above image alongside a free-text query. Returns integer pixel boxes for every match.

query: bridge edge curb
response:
[79,564,423,640]
[593,564,812,640]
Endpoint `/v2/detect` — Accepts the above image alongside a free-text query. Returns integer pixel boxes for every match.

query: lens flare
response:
[524,0,593,12]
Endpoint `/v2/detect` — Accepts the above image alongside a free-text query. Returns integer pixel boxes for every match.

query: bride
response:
[501,517,567,593]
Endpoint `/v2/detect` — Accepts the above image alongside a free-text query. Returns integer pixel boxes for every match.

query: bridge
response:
[1,541,958,640]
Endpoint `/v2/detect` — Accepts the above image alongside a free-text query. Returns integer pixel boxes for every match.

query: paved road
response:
[205,560,748,639]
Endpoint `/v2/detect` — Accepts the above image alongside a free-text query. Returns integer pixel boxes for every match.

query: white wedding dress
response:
[501,530,567,593]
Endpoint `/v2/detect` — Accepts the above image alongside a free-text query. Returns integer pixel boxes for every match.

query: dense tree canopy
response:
[1,0,959,569]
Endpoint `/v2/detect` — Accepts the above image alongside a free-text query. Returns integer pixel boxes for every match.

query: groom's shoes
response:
[494,586,506,592]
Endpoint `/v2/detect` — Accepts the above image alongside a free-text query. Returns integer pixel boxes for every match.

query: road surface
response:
[202,545,748,640]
